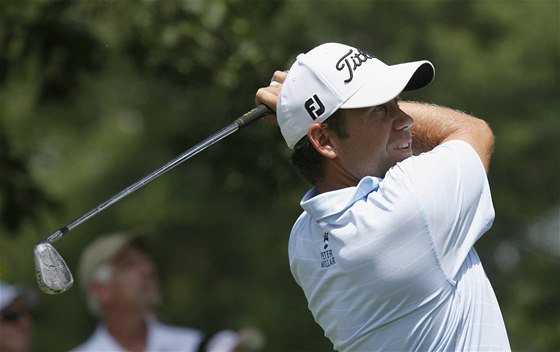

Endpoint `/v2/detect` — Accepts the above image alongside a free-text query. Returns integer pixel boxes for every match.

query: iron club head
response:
[34,242,73,294]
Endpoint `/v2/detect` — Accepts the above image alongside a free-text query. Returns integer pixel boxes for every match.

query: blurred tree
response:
[0,0,558,351]
[0,125,58,233]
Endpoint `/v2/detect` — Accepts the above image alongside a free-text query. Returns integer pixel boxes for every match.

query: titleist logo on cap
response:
[303,48,376,120]
[336,48,376,83]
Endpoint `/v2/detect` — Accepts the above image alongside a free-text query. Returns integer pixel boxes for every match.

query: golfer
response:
[256,42,510,351]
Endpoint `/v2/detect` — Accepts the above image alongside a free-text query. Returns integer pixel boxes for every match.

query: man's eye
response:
[373,104,386,112]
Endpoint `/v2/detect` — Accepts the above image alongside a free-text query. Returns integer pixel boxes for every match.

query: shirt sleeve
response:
[388,140,495,281]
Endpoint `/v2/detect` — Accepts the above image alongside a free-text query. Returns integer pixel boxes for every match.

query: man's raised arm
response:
[401,101,495,172]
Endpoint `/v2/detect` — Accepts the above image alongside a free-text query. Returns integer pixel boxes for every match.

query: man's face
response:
[105,246,160,311]
[331,98,414,180]
[0,298,33,352]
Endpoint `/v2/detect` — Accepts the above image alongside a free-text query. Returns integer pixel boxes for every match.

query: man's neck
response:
[315,160,361,194]
[103,309,149,351]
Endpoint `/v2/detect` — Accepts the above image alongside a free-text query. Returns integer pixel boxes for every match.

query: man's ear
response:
[90,281,111,305]
[307,123,337,159]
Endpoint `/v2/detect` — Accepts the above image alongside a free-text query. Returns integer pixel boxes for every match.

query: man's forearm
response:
[401,101,469,153]
[400,101,494,171]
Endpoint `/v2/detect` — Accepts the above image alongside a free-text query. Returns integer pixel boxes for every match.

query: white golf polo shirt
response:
[289,140,510,351]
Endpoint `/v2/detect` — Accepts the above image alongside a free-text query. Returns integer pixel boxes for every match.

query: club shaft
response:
[42,104,272,245]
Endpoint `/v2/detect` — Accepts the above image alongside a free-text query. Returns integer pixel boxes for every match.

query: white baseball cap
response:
[277,42,435,148]
[78,232,148,291]
[0,281,37,312]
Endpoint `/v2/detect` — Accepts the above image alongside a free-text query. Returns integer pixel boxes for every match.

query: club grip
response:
[235,104,274,129]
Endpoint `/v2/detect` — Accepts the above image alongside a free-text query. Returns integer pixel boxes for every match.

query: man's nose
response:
[394,111,414,131]
[144,259,155,275]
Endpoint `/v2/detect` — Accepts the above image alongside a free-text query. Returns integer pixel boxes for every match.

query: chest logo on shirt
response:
[320,232,336,269]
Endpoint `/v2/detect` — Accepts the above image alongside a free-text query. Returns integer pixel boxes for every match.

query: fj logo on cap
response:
[304,94,325,120]
[336,48,375,83]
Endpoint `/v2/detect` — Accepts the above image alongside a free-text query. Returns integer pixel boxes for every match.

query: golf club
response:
[34,104,273,294]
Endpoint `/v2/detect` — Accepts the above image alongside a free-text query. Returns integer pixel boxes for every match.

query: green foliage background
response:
[1,0,558,351]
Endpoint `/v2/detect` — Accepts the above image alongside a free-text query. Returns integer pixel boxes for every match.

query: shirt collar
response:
[301,176,381,221]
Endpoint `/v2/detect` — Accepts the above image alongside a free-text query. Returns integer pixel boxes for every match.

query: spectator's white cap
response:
[78,232,148,291]
[0,281,37,312]
[277,42,435,148]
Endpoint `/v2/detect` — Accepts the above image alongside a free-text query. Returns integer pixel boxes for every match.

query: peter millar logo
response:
[320,232,336,269]
[336,48,375,83]
[304,94,325,120]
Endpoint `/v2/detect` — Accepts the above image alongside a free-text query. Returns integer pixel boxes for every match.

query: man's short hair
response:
[291,109,348,185]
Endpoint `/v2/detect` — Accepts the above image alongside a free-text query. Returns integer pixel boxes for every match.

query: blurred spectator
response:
[72,232,264,352]
[0,281,37,352]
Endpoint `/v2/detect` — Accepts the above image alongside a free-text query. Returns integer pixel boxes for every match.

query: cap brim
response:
[0,285,37,311]
[77,233,151,291]
[341,60,434,109]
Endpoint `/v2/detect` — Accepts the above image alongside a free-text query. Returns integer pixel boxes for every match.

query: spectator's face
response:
[0,298,33,352]
[106,246,160,311]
